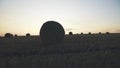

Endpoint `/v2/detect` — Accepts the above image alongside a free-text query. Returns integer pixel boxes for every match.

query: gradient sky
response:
[0,0,120,36]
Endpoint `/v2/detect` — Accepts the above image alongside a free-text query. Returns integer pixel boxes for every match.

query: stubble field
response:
[0,33,120,68]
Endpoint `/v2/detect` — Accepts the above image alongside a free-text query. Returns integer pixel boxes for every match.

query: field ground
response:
[0,33,120,68]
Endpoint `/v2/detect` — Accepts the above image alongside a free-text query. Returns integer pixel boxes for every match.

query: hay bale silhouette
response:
[88,32,91,34]
[14,34,18,37]
[4,33,13,38]
[26,33,30,36]
[81,32,83,35]
[99,32,101,34]
[69,32,73,35]
[40,21,65,44]
[106,32,110,34]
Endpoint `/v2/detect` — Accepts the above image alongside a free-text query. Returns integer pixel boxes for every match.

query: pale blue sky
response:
[0,0,120,36]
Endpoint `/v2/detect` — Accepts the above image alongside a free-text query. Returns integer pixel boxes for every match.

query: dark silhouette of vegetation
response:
[26,33,30,36]
[40,21,65,44]
[4,33,13,38]
[69,32,73,35]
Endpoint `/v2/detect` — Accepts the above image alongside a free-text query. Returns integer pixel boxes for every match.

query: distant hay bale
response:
[88,32,91,34]
[76,33,79,35]
[40,21,65,44]
[26,33,30,36]
[106,32,110,34]
[4,33,13,38]
[81,32,83,35]
[14,34,18,37]
[99,32,101,34]
[11,34,13,37]
[69,32,73,35]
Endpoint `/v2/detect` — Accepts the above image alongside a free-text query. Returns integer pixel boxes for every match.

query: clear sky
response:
[0,0,120,36]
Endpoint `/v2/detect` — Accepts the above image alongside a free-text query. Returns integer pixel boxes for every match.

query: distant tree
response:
[88,32,91,34]
[4,33,13,38]
[69,32,73,35]
[26,33,30,36]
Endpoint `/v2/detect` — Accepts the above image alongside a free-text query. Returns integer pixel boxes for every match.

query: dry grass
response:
[0,33,120,68]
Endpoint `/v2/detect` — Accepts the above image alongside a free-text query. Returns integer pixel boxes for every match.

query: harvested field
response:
[0,33,120,68]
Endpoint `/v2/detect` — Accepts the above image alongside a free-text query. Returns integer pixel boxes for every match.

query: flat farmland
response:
[0,33,120,68]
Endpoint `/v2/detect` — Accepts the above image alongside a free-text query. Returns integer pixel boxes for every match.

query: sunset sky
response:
[0,0,120,36]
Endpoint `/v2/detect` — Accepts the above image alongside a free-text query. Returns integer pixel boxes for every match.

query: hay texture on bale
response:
[40,21,65,44]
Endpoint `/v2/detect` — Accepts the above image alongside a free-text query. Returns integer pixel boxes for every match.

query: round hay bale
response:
[81,32,83,35]
[40,21,65,44]
[14,34,18,37]
[26,33,30,36]
[4,33,13,38]
[69,32,73,35]
[106,32,110,34]
[88,32,91,34]
[99,32,101,34]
